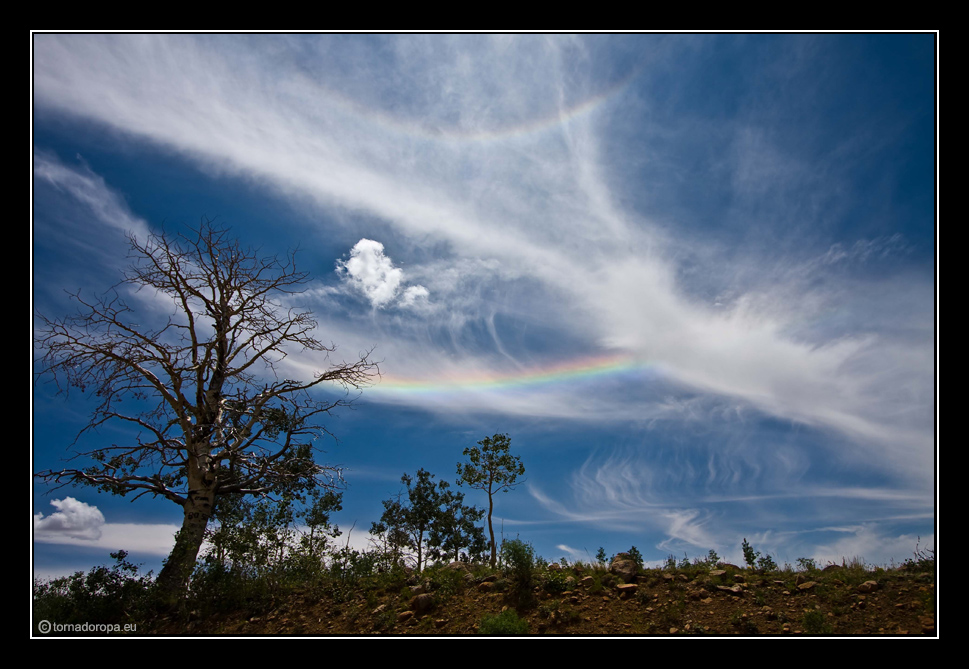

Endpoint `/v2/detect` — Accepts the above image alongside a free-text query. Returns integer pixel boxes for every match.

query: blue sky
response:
[32,33,936,579]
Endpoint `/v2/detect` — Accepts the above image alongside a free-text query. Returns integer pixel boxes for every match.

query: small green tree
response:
[625,546,644,569]
[203,483,342,574]
[456,433,525,568]
[742,538,760,569]
[371,468,484,572]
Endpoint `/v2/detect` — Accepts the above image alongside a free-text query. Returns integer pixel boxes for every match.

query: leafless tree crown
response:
[35,220,378,506]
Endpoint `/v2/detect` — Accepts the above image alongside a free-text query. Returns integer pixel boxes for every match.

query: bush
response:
[500,538,535,592]
[478,609,529,635]
[539,567,573,594]
[33,551,153,633]
[801,610,833,634]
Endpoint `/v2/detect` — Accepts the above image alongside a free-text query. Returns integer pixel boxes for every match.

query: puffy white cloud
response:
[337,239,402,308]
[34,497,105,541]
[336,238,430,310]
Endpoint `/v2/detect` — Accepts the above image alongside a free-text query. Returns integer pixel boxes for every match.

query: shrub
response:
[33,551,153,633]
[500,538,535,592]
[478,609,529,635]
[539,567,572,593]
[801,609,833,634]
[757,553,777,572]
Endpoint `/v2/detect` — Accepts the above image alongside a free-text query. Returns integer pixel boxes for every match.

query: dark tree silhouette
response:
[34,220,377,597]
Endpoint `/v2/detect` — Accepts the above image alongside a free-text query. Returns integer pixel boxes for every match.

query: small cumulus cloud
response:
[399,284,431,310]
[336,239,429,310]
[34,497,105,541]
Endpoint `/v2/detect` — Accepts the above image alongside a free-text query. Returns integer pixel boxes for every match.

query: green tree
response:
[456,433,526,568]
[204,479,342,573]
[370,468,484,572]
[34,220,377,598]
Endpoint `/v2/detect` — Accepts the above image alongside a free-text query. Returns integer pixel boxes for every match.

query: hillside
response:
[140,559,935,637]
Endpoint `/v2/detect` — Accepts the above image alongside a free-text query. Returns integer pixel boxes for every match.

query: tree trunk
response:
[488,494,496,568]
[155,487,215,601]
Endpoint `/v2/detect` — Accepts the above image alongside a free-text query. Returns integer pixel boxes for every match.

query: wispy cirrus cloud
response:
[32,34,935,568]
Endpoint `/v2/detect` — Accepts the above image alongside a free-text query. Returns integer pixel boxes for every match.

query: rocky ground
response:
[148,561,937,637]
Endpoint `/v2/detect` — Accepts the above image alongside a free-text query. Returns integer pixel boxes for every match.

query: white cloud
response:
[337,239,402,308]
[33,150,151,241]
[34,518,181,556]
[336,238,430,310]
[31,35,933,489]
[399,284,430,310]
[34,497,105,541]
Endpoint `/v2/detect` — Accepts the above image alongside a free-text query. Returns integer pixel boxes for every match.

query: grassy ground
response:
[33,549,936,636]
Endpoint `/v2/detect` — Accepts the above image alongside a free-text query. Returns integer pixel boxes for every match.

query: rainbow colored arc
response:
[372,353,647,395]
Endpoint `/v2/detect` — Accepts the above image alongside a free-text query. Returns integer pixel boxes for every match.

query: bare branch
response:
[34,218,378,594]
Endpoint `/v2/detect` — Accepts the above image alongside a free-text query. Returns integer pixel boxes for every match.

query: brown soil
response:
[147,565,936,637]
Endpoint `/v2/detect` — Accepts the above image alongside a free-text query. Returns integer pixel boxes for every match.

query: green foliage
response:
[757,553,778,572]
[706,549,720,566]
[33,551,153,633]
[371,468,485,572]
[539,567,573,594]
[538,600,580,625]
[205,486,342,577]
[796,557,818,572]
[478,609,529,635]
[500,537,535,592]
[422,563,468,603]
[742,537,763,568]
[457,433,525,567]
[801,610,833,634]
[626,546,645,569]
[595,547,607,566]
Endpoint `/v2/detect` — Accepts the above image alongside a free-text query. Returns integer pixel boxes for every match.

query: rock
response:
[610,554,639,583]
[716,585,744,595]
[796,581,817,591]
[617,583,638,599]
[856,580,879,593]
[409,593,435,613]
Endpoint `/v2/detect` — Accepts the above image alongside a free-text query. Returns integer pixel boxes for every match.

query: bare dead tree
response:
[34,219,378,597]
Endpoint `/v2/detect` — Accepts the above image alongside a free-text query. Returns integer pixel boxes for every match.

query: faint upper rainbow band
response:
[311,62,645,145]
[370,353,650,395]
